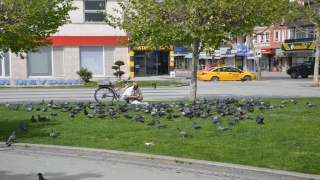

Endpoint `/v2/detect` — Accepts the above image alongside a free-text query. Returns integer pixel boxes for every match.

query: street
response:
[0,72,319,104]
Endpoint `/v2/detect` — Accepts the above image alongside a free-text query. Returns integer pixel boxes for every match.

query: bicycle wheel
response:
[94,88,115,102]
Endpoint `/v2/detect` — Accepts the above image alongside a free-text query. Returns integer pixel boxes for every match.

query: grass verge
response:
[0,97,319,175]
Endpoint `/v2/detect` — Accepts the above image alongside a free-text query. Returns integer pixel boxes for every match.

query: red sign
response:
[261,48,271,54]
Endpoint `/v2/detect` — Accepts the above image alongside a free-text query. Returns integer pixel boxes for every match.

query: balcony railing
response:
[284,38,316,43]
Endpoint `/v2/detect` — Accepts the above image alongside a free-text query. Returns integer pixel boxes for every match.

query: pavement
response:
[1,143,320,180]
[1,71,320,180]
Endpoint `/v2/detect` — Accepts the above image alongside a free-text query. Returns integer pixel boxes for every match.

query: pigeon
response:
[50,129,56,138]
[5,101,11,108]
[151,83,156,89]
[177,128,192,137]
[290,99,297,104]
[51,113,57,117]
[256,116,265,124]
[280,99,288,104]
[147,118,156,126]
[217,122,231,131]
[38,173,46,180]
[19,120,27,131]
[227,119,238,125]
[6,131,15,146]
[84,108,89,116]
[87,114,95,118]
[37,115,47,122]
[48,100,53,106]
[41,106,47,112]
[166,113,172,120]
[193,121,202,129]
[30,115,36,122]
[12,104,19,111]
[156,120,167,129]
[69,113,75,118]
[26,103,33,112]
[39,99,45,105]
[306,102,316,107]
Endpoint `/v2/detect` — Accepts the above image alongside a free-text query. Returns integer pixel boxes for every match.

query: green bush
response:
[76,68,93,82]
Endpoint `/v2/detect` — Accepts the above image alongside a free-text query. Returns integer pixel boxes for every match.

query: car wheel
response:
[243,75,252,81]
[211,77,219,81]
[290,71,299,79]
[301,75,308,78]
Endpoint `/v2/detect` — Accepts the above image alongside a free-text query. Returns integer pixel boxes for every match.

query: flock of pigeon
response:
[3,97,318,180]
[4,96,317,148]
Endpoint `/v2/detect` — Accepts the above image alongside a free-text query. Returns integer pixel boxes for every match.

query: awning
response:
[184,53,212,59]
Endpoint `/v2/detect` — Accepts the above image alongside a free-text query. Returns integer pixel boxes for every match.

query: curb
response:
[1,142,319,180]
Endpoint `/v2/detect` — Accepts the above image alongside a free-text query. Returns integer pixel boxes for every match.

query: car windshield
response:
[302,62,312,67]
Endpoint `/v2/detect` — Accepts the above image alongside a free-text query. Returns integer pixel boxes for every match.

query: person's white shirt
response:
[125,86,142,97]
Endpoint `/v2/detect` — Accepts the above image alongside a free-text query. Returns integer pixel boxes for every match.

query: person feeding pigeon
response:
[123,81,143,104]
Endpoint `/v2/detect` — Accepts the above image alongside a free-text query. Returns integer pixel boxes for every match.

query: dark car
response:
[286,61,320,78]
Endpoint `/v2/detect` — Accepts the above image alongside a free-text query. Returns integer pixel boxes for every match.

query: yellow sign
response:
[132,46,174,51]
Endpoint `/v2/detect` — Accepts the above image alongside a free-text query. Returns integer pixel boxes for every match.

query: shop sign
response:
[282,42,316,51]
[174,47,187,52]
[275,49,285,57]
[261,48,271,54]
[236,46,247,56]
[133,46,174,51]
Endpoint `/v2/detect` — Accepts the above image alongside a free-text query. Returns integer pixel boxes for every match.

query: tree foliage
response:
[112,60,125,81]
[104,0,288,100]
[284,0,320,86]
[0,0,77,58]
[76,68,93,82]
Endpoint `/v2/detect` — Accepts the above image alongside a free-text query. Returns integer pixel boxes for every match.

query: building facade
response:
[1,0,130,84]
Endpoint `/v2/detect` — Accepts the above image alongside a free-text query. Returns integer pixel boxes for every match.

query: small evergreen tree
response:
[112,60,125,81]
[76,68,93,82]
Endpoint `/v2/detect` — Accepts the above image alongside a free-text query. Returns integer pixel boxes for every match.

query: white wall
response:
[55,0,126,36]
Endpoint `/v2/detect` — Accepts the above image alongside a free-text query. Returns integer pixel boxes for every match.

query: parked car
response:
[286,61,320,78]
[197,67,256,81]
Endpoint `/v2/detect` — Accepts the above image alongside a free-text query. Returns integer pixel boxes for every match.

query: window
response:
[282,30,286,42]
[288,29,294,39]
[0,52,10,77]
[253,34,257,43]
[27,47,52,76]
[295,29,303,39]
[265,32,270,42]
[306,27,315,38]
[260,34,264,42]
[274,31,280,42]
[80,46,104,76]
[84,1,106,22]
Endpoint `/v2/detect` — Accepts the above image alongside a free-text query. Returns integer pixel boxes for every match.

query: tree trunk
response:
[246,35,262,80]
[189,38,200,101]
[314,28,320,86]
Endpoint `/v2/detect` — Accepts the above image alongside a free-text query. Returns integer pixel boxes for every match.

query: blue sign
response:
[236,46,248,56]
[313,48,316,57]
[174,47,187,53]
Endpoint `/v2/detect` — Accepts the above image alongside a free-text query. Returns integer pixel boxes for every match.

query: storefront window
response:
[27,47,52,76]
[80,46,104,76]
[174,57,189,70]
[0,52,10,77]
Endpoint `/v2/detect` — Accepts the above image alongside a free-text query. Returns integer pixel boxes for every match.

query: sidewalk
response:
[1,143,319,180]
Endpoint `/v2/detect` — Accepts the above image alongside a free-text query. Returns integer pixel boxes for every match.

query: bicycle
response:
[94,78,131,102]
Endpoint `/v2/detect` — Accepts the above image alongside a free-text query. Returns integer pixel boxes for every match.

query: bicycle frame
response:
[95,78,131,102]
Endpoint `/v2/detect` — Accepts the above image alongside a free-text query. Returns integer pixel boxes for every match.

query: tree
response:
[112,60,125,81]
[103,0,289,100]
[76,68,93,82]
[0,0,77,58]
[284,0,320,86]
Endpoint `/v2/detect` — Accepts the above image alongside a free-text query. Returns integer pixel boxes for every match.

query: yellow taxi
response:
[197,66,256,81]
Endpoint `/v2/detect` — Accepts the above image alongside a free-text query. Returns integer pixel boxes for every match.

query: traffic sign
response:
[313,48,316,57]
[254,49,262,57]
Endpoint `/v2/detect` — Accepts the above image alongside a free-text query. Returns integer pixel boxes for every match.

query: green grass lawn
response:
[1,97,320,175]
